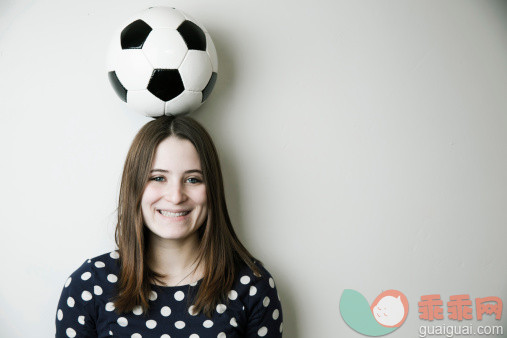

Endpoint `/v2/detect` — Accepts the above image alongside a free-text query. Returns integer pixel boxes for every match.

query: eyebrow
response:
[150,169,203,174]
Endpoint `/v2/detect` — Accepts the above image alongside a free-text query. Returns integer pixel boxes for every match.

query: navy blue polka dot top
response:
[55,251,283,337]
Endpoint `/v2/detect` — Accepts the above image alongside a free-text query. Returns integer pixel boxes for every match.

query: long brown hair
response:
[114,115,260,317]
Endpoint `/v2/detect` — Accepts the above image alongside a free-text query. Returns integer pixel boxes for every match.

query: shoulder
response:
[234,262,280,310]
[232,261,283,336]
[56,251,121,336]
[234,261,277,294]
[67,251,120,278]
[63,251,120,298]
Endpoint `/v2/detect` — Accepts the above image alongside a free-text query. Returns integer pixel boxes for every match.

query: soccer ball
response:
[107,7,218,117]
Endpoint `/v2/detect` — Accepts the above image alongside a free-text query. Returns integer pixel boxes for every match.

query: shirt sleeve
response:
[245,270,283,337]
[55,260,98,338]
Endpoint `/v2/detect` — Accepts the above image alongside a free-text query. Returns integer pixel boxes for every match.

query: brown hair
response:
[114,115,260,317]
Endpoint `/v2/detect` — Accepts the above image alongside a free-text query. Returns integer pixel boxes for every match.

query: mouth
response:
[158,209,191,217]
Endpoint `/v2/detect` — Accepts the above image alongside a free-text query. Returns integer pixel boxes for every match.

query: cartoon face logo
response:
[340,289,409,336]
[371,290,408,327]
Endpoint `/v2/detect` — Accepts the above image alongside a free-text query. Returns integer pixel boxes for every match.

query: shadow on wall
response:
[490,1,507,35]
[276,273,301,337]
[193,28,301,338]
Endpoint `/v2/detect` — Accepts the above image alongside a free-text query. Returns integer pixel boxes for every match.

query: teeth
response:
[159,210,189,217]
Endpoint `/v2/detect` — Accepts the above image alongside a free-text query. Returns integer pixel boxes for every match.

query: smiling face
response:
[372,295,405,327]
[141,136,208,243]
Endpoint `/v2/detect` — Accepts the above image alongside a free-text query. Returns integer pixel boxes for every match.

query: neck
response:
[147,233,203,286]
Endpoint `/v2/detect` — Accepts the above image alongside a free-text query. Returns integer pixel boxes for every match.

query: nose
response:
[164,181,187,204]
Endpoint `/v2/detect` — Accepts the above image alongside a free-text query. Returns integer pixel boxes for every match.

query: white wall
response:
[1,0,506,337]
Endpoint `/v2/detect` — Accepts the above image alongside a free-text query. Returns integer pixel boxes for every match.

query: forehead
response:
[152,136,201,170]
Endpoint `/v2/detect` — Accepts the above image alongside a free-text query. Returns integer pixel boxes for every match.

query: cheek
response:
[142,185,159,203]
[141,187,160,215]
[191,187,207,206]
[193,189,208,220]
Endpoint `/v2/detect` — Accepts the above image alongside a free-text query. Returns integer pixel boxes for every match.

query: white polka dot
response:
[66,328,76,337]
[249,286,257,296]
[67,297,75,308]
[269,278,275,288]
[240,276,250,284]
[161,335,170,338]
[110,251,120,259]
[258,327,268,336]
[280,322,283,333]
[57,309,63,321]
[133,305,143,315]
[190,335,199,338]
[230,317,238,327]
[94,285,103,295]
[105,302,115,312]
[161,306,171,317]
[117,317,128,327]
[190,281,198,286]
[175,321,185,329]
[109,331,113,335]
[228,290,238,300]
[146,319,157,329]
[95,261,105,268]
[216,304,226,314]
[78,316,85,325]
[87,259,91,263]
[149,291,157,301]
[272,309,280,320]
[107,274,118,283]
[64,277,72,288]
[131,334,141,338]
[217,333,226,338]
[263,296,270,307]
[188,305,197,316]
[203,320,213,328]
[81,272,91,280]
[81,291,92,301]
[174,291,185,301]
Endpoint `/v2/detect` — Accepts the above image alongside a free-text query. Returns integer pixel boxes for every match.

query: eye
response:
[149,176,165,182]
[186,177,202,184]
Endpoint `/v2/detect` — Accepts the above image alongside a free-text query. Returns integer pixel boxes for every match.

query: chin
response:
[155,231,188,240]
[151,227,195,241]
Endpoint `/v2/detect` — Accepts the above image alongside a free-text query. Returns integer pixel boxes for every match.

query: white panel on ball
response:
[205,33,218,73]
[165,91,202,115]
[142,29,188,69]
[127,90,165,117]
[115,50,154,90]
[138,7,186,30]
[179,51,212,92]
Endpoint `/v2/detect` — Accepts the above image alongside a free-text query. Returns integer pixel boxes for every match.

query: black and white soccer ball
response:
[107,7,218,116]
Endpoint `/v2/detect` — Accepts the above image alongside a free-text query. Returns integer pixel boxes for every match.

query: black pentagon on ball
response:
[148,69,185,102]
[177,20,206,51]
[202,72,217,102]
[108,71,127,102]
[121,20,152,49]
